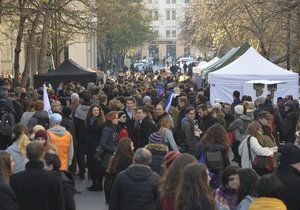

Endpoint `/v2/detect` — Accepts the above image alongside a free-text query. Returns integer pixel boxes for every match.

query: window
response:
[172,11,176,20]
[154,10,158,20]
[166,0,170,3]
[154,30,159,36]
[148,11,152,19]
[166,30,170,37]
[148,0,153,3]
[172,30,176,37]
[166,11,170,20]
[172,0,176,3]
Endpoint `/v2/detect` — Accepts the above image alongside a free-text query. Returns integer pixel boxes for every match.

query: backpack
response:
[0,110,15,136]
[32,113,50,129]
[197,143,224,171]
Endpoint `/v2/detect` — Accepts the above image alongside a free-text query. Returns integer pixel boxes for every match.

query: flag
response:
[165,89,174,112]
[43,84,52,117]
[157,83,165,97]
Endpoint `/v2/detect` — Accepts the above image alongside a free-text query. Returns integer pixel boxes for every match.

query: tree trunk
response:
[296,8,300,73]
[14,15,26,78]
[37,8,51,74]
[286,13,291,70]
[21,10,42,87]
[0,0,3,24]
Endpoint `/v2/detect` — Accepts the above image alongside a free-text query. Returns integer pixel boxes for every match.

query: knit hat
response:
[34,129,48,141]
[257,111,271,120]
[30,125,46,140]
[234,105,244,115]
[163,151,181,168]
[49,113,62,124]
[143,95,151,104]
[249,197,287,210]
[148,132,163,144]
[279,144,300,165]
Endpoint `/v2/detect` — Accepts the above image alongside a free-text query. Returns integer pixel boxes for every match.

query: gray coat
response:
[100,123,118,168]
[6,142,27,173]
[179,117,196,154]
[228,115,251,142]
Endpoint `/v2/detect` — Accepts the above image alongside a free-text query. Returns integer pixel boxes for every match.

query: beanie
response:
[234,105,244,115]
[163,151,181,168]
[143,95,151,104]
[279,144,300,165]
[34,129,48,141]
[148,132,163,144]
[49,113,62,124]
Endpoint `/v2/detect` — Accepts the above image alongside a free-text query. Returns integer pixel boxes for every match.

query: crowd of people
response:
[0,70,299,210]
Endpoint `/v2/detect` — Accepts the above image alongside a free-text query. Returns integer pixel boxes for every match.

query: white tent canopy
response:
[193,57,220,74]
[208,47,299,104]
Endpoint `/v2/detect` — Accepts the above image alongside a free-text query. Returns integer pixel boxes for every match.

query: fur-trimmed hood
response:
[145,143,168,152]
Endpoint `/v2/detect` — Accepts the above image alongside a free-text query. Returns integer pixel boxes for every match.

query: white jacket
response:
[238,135,274,168]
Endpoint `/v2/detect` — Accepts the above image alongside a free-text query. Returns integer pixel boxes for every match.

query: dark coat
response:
[200,113,218,133]
[61,116,77,147]
[283,110,299,143]
[27,110,49,132]
[100,122,118,168]
[275,165,300,210]
[87,117,103,171]
[61,171,76,210]
[179,117,196,154]
[124,108,136,143]
[9,160,65,210]
[136,116,157,148]
[109,164,160,210]
[145,143,169,175]
[74,104,90,144]
[0,176,18,210]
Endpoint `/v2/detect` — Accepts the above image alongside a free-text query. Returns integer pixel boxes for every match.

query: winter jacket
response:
[109,164,160,210]
[100,122,119,168]
[179,117,196,154]
[61,116,77,147]
[74,104,90,143]
[275,165,300,210]
[48,126,74,170]
[237,196,254,210]
[228,115,251,142]
[9,160,65,210]
[200,112,218,133]
[6,141,27,173]
[145,143,168,175]
[136,116,157,148]
[0,176,18,210]
[87,117,103,171]
[283,110,299,143]
[60,171,76,210]
[155,112,174,130]
[238,135,274,169]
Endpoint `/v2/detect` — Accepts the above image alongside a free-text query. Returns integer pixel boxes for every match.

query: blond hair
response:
[17,134,30,157]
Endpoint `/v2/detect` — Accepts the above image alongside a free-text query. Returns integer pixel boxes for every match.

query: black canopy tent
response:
[34,59,97,88]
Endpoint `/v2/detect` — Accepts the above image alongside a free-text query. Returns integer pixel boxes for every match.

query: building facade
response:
[140,0,198,62]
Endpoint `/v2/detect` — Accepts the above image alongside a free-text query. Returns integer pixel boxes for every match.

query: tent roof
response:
[209,47,297,78]
[44,59,96,76]
[202,43,251,76]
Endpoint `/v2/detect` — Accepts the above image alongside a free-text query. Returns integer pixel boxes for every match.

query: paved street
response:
[75,177,108,210]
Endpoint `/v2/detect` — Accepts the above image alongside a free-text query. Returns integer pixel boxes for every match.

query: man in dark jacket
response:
[136,106,156,148]
[275,144,300,210]
[44,151,76,210]
[74,91,90,179]
[196,103,218,134]
[179,106,197,154]
[27,100,49,132]
[109,148,160,210]
[0,172,18,210]
[9,141,65,210]
[283,100,299,143]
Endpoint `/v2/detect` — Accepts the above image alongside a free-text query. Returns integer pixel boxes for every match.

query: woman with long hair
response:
[0,151,18,210]
[158,118,179,152]
[104,138,134,203]
[176,163,215,210]
[160,153,196,210]
[237,168,259,210]
[6,124,30,173]
[86,104,106,191]
[195,123,231,189]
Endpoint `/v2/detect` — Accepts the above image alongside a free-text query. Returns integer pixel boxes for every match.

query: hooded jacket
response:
[228,115,251,142]
[109,164,160,210]
[6,141,27,173]
[27,110,49,133]
[48,126,74,170]
[145,143,168,174]
[74,104,90,143]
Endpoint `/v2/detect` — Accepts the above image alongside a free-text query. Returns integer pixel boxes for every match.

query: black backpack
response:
[0,109,15,136]
[32,113,50,129]
[205,150,224,171]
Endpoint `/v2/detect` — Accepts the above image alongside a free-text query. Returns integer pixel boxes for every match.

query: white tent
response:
[208,47,299,104]
[193,57,220,74]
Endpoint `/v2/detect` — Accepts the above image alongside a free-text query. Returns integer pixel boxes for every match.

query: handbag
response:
[94,145,105,161]
[247,136,274,175]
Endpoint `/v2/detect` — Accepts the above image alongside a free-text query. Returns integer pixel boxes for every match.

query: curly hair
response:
[237,168,260,203]
[176,163,215,210]
[86,104,106,127]
[160,153,196,199]
[201,123,230,152]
